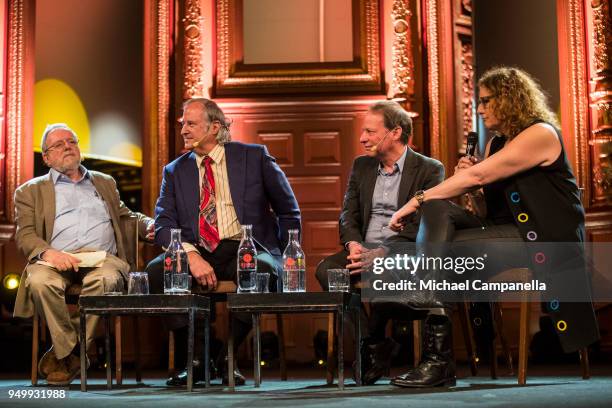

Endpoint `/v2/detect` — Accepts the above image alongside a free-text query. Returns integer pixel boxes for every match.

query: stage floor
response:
[0,365,611,408]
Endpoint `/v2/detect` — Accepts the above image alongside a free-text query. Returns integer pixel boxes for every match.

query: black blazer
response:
[339,147,444,245]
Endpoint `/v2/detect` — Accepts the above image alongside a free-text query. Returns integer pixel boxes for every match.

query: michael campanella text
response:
[372,279,547,293]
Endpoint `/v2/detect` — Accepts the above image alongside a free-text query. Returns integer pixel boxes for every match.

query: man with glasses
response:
[13,123,154,386]
[314,101,445,385]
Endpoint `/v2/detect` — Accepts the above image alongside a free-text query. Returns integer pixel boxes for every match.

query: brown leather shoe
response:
[38,346,61,380]
[47,354,81,386]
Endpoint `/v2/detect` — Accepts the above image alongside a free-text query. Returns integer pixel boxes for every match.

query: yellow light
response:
[260,361,266,366]
[3,274,20,290]
[34,79,90,154]
[318,359,325,366]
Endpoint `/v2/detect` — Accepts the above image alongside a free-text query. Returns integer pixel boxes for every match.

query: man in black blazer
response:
[315,100,444,384]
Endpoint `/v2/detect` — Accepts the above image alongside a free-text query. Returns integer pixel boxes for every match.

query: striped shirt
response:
[183,144,242,253]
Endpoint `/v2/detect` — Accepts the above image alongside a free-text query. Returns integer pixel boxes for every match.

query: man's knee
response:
[26,265,65,296]
[82,267,122,294]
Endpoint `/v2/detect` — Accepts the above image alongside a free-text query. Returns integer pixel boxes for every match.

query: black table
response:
[78,294,210,392]
[226,292,361,390]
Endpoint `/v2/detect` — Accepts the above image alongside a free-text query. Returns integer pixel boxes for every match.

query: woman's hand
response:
[454,156,479,175]
[389,197,419,231]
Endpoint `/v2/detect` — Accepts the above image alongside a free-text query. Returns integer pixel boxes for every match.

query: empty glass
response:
[328,269,350,292]
[103,276,123,295]
[127,272,149,295]
[254,272,270,293]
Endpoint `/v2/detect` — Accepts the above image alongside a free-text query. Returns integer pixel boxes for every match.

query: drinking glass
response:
[254,272,270,293]
[103,276,123,295]
[327,269,350,292]
[127,272,149,295]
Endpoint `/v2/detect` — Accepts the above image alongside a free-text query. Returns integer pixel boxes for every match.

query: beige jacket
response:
[13,170,152,318]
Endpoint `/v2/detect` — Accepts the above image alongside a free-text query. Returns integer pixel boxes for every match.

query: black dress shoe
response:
[166,359,216,386]
[360,337,401,385]
[391,316,456,388]
[222,367,246,386]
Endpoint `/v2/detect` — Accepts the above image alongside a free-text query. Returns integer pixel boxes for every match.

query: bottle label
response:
[163,256,172,272]
[239,253,256,269]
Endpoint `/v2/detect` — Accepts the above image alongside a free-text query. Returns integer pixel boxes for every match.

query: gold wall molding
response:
[425,0,442,161]
[5,0,34,224]
[143,0,172,214]
[557,0,590,201]
[182,0,204,99]
[590,0,612,141]
[390,0,415,102]
[589,0,612,201]
[454,0,474,154]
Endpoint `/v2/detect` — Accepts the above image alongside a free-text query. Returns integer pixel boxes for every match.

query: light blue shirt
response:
[49,166,117,254]
[364,147,408,244]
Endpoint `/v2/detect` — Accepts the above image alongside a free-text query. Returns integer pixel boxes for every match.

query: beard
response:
[55,155,82,173]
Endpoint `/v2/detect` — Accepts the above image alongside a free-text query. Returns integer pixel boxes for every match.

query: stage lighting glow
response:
[318,359,324,366]
[34,79,91,154]
[260,361,266,366]
[3,274,20,290]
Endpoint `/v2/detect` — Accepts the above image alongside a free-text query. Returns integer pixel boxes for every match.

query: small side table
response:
[78,294,210,392]
[226,292,361,390]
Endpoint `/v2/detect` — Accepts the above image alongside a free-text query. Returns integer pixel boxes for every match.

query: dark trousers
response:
[145,240,282,364]
[417,199,528,271]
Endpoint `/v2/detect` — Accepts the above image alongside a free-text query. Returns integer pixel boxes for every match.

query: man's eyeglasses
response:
[477,95,496,107]
[44,138,78,153]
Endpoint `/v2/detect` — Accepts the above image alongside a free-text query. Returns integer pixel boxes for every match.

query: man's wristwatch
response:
[414,190,425,206]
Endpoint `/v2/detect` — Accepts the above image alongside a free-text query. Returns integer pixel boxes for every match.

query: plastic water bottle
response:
[282,229,305,292]
[164,229,190,294]
[237,225,257,292]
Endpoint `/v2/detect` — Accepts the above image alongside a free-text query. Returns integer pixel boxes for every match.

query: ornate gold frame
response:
[215,0,382,95]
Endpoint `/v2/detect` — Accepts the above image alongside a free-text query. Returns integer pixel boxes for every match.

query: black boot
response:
[391,315,456,388]
[360,337,401,385]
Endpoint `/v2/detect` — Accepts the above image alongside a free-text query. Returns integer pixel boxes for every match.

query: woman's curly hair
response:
[478,67,559,138]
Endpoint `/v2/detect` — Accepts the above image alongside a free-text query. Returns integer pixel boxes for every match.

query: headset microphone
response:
[370,130,392,153]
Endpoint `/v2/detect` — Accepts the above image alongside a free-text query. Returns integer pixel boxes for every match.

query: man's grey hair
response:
[183,98,232,145]
[368,101,413,145]
[41,123,78,153]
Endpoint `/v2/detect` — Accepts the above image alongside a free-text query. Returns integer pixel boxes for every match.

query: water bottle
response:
[282,229,305,292]
[237,225,257,293]
[164,229,190,294]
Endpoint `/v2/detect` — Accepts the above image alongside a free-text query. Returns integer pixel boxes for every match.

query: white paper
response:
[36,251,107,268]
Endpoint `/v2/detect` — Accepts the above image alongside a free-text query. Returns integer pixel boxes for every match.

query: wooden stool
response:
[485,268,590,385]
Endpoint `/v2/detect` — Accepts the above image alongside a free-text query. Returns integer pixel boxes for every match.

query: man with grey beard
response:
[13,123,154,386]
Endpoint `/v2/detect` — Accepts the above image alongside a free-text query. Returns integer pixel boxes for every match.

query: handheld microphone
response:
[465,131,478,157]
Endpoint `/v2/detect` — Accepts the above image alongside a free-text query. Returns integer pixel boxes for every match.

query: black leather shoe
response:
[166,359,217,386]
[360,337,401,385]
[391,316,456,388]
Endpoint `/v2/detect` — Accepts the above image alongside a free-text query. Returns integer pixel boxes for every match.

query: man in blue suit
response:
[146,98,301,386]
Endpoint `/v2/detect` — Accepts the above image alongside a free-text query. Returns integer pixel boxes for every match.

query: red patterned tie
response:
[199,156,220,252]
